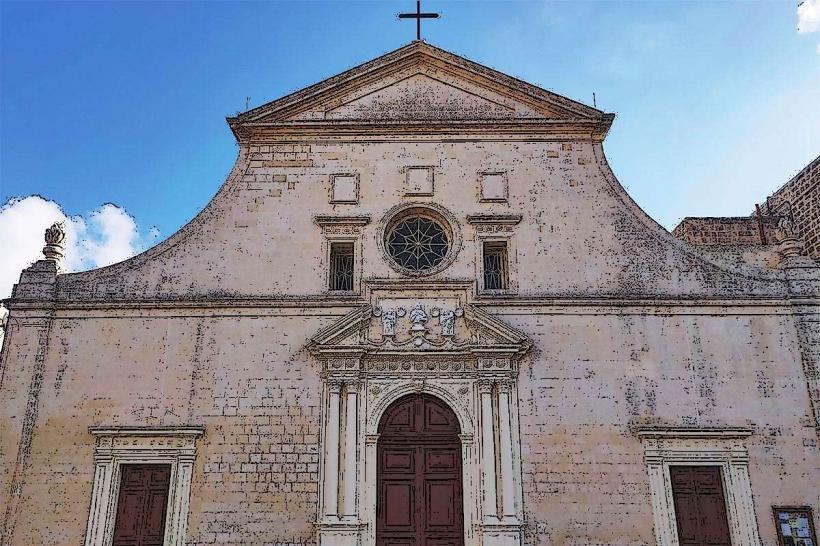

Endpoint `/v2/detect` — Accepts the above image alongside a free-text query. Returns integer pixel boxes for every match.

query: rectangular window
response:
[112,464,171,546]
[329,242,354,291]
[670,466,731,546]
[483,241,508,290]
[774,507,817,546]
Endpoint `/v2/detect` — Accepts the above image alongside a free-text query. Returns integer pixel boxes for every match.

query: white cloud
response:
[798,0,820,34]
[0,195,160,298]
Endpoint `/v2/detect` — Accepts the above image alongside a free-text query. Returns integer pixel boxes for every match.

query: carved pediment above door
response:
[307,301,531,376]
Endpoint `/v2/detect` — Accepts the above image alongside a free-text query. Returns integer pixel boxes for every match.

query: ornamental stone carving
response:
[409,303,429,333]
[373,307,405,337]
[432,307,463,337]
[43,221,66,267]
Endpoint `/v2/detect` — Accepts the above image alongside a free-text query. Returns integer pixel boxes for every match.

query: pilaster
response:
[781,256,820,435]
[478,379,499,524]
[322,380,342,521]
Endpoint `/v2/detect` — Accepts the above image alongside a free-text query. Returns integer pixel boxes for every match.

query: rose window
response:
[385,215,450,272]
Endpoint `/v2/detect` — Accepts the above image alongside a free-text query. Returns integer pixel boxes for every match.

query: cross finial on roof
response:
[398,1,440,41]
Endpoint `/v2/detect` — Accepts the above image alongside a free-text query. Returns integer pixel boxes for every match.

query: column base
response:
[316,521,366,546]
[480,522,522,546]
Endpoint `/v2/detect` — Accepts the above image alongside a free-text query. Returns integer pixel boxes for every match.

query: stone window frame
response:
[467,214,521,295]
[84,427,204,546]
[378,203,463,278]
[329,173,360,204]
[637,428,762,546]
[315,215,371,295]
[478,171,509,203]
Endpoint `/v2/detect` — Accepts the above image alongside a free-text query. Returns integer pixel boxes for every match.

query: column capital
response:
[477,379,495,394]
[345,379,362,392]
[326,380,343,393]
[496,379,514,394]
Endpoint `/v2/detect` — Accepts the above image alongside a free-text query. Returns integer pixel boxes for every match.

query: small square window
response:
[483,241,508,290]
[331,174,358,203]
[480,172,507,202]
[329,242,354,291]
[406,167,433,195]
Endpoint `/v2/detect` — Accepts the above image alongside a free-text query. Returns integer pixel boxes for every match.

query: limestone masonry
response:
[673,154,819,261]
[1,41,819,546]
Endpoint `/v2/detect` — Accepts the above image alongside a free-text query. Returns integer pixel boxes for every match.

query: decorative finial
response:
[43,221,66,266]
[774,214,805,259]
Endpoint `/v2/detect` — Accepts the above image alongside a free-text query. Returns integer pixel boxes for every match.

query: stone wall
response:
[2,303,818,545]
[0,310,342,546]
[507,308,818,545]
[672,216,779,246]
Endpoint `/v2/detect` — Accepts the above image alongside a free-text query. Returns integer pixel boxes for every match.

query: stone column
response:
[342,381,359,520]
[478,380,498,522]
[323,381,342,520]
[497,380,517,523]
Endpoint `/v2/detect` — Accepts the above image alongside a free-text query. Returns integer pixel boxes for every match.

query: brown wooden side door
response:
[112,464,172,546]
[670,466,732,546]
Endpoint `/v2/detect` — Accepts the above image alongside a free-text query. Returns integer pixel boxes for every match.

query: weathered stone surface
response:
[1,41,818,546]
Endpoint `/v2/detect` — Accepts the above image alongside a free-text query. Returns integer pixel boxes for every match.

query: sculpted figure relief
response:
[409,303,429,332]
[776,214,797,241]
[374,307,406,337]
[432,307,464,337]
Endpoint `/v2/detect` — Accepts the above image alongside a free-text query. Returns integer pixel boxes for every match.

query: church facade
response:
[2,42,819,546]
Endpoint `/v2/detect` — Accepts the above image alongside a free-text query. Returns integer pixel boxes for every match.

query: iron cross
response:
[398,1,440,41]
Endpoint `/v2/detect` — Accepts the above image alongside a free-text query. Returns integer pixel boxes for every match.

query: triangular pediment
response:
[322,73,526,121]
[308,304,531,358]
[229,41,612,138]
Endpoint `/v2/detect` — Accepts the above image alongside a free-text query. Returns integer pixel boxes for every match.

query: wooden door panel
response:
[382,481,415,529]
[112,464,171,546]
[426,481,458,527]
[377,394,464,546]
[113,490,143,540]
[671,466,731,546]
[383,449,415,472]
[425,449,458,473]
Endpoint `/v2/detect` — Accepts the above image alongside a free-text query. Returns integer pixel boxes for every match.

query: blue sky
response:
[1,0,818,283]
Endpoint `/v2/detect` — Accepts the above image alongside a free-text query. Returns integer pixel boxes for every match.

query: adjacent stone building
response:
[2,41,819,546]
[760,155,820,260]
[674,154,819,262]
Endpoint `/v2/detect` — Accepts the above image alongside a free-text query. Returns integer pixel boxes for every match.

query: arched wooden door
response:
[376,393,464,546]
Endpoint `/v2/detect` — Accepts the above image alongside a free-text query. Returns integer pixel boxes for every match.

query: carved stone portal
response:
[309,300,531,546]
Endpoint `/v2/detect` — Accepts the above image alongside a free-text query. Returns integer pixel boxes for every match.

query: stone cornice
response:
[90,426,205,437]
[4,295,817,314]
[466,214,523,226]
[314,214,371,227]
[233,118,613,142]
[636,427,753,439]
